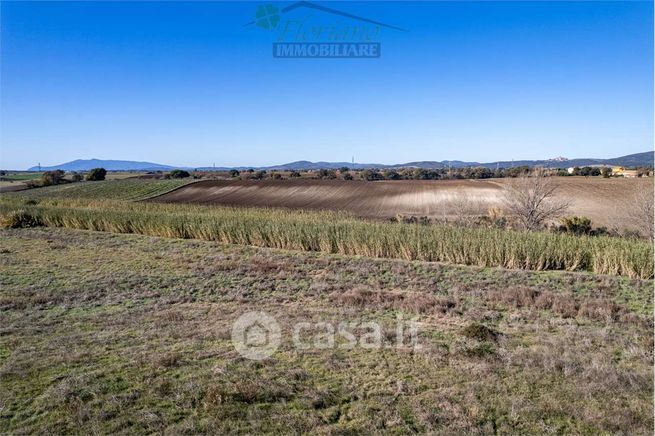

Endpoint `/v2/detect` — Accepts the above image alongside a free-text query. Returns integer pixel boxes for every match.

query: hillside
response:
[27,159,176,172]
[23,151,653,172]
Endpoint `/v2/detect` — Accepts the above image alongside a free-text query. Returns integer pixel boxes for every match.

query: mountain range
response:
[27,159,175,172]
[26,151,653,172]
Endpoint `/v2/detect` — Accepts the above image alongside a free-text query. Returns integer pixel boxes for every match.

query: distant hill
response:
[28,159,177,172]
[25,151,653,172]
[249,151,653,170]
[464,152,655,170]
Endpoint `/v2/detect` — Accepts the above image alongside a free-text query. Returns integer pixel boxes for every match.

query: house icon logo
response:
[231,311,281,360]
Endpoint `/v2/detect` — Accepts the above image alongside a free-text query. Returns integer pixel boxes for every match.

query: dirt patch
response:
[151,177,651,228]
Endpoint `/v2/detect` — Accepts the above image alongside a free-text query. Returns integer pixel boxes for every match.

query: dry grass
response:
[0,227,651,433]
[331,286,457,314]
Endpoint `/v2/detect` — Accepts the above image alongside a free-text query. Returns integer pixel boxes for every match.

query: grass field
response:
[0,172,44,190]
[6,179,195,201]
[0,172,43,181]
[0,227,652,433]
[0,181,23,190]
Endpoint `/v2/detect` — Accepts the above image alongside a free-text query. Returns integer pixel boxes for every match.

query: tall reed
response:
[1,197,652,278]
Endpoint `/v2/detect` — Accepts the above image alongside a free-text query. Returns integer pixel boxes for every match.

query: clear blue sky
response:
[1,1,652,169]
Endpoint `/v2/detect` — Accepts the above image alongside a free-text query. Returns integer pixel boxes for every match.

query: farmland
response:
[0,177,653,433]
[153,177,651,229]
[7,178,194,201]
[0,227,652,433]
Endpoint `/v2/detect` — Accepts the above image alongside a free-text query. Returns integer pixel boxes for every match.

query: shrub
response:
[229,169,240,178]
[461,323,499,342]
[318,169,337,180]
[86,168,107,181]
[71,173,83,182]
[412,169,440,180]
[169,169,191,179]
[362,169,384,181]
[383,170,401,180]
[0,210,42,228]
[41,170,65,186]
[342,172,353,181]
[289,171,301,178]
[478,207,507,229]
[560,216,593,235]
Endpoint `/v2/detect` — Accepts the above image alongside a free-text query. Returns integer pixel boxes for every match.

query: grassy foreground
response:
[0,227,652,433]
[0,194,653,278]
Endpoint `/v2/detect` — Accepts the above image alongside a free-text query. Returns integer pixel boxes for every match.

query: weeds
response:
[0,209,42,228]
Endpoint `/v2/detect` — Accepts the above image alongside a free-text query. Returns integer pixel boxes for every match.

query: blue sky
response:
[1,1,652,169]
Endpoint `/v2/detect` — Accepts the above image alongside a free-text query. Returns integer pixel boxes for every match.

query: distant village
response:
[565,165,650,178]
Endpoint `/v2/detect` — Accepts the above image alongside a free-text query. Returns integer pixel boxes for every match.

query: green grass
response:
[0,227,651,433]
[5,179,194,201]
[0,193,652,278]
[0,172,43,181]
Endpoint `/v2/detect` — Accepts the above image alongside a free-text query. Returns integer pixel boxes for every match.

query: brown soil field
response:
[153,177,653,228]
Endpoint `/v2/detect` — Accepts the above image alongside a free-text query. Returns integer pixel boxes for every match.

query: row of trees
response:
[360,166,535,181]
[559,166,609,177]
[220,166,536,181]
[181,165,652,182]
[36,167,106,187]
[560,166,652,178]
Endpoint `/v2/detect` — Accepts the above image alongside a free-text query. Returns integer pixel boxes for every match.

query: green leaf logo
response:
[255,4,280,30]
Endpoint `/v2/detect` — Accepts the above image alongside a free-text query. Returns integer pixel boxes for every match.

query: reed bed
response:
[1,196,652,278]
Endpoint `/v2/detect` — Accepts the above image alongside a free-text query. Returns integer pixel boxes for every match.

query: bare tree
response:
[446,193,476,226]
[445,192,489,226]
[628,185,654,241]
[502,168,569,230]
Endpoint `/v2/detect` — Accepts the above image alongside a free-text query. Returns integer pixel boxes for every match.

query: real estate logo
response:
[245,1,405,58]
[231,311,421,360]
[231,311,282,360]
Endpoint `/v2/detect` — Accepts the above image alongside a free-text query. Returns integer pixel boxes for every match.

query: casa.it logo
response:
[231,310,421,360]
[244,1,405,58]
